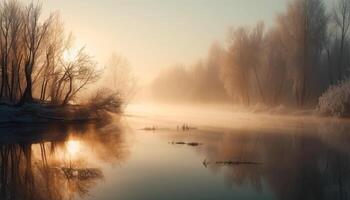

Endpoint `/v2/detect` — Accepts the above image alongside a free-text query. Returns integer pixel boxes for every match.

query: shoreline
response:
[0,103,118,124]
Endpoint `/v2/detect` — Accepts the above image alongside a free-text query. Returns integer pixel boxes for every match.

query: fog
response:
[149,43,228,103]
[0,0,349,118]
[140,0,350,118]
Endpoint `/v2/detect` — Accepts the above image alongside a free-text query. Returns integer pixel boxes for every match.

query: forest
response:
[151,0,350,116]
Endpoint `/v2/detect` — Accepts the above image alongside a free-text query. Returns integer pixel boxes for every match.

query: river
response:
[1,103,350,200]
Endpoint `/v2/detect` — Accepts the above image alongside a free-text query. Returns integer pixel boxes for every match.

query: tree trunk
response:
[253,66,265,104]
[19,62,34,105]
[62,77,73,106]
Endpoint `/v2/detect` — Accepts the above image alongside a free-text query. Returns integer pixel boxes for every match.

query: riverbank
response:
[0,103,115,124]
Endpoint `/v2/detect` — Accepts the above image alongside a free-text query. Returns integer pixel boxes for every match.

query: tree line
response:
[151,43,228,103]
[152,0,350,108]
[0,1,100,106]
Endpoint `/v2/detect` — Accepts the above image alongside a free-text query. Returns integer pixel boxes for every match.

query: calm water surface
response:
[1,105,350,200]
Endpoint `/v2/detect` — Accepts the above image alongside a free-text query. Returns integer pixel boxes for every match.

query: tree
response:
[20,2,51,104]
[249,22,266,103]
[222,23,266,105]
[150,44,228,103]
[55,47,99,105]
[333,0,350,80]
[0,0,102,107]
[103,53,137,105]
[222,27,251,105]
[0,0,22,100]
[263,28,287,105]
[36,13,66,102]
[277,0,327,106]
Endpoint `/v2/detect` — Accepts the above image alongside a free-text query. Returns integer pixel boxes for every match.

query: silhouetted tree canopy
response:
[0,0,101,106]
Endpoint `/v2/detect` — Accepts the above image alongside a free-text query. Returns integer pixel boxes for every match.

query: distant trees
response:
[222,27,252,105]
[151,44,227,103]
[152,64,190,102]
[263,28,287,105]
[277,0,327,106]
[152,0,350,108]
[102,53,137,105]
[212,0,344,108]
[331,0,350,81]
[222,23,266,105]
[0,0,101,106]
[203,43,227,101]
[222,0,326,108]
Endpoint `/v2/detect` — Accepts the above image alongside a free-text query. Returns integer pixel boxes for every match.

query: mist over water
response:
[105,105,350,200]
[0,101,349,200]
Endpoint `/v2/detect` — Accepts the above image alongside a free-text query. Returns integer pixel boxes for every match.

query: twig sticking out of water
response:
[177,124,198,132]
[141,126,172,131]
[143,127,156,131]
[141,126,157,131]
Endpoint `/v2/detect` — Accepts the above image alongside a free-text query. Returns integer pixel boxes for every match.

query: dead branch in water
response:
[169,141,202,147]
[202,159,261,167]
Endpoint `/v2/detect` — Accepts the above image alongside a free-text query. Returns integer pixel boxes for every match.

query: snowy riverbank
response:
[0,103,113,124]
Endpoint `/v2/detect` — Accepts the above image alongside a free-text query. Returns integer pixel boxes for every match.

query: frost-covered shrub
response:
[88,88,123,113]
[318,80,350,117]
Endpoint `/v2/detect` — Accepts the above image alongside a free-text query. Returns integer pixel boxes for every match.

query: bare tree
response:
[9,2,24,102]
[333,0,350,80]
[324,30,336,85]
[103,53,137,105]
[151,44,228,103]
[221,23,266,105]
[0,0,103,107]
[20,2,51,104]
[249,22,266,103]
[222,27,251,105]
[36,13,65,102]
[264,28,287,105]
[56,48,99,106]
[0,0,22,100]
[277,0,327,106]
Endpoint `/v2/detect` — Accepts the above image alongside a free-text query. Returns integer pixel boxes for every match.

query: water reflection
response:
[66,140,81,156]
[2,114,350,200]
[193,120,350,200]
[0,122,127,200]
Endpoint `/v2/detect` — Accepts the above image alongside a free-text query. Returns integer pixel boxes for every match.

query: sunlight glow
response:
[66,140,81,156]
[63,48,79,62]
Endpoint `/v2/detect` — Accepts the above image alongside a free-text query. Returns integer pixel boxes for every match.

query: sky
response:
[39,0,331,83]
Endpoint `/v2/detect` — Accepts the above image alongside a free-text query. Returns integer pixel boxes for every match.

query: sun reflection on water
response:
[66,140,81,156]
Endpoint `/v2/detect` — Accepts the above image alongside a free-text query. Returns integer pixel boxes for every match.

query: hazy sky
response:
[39,0,332,82]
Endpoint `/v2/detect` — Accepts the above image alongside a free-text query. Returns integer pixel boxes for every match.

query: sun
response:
[63,48,79,62]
